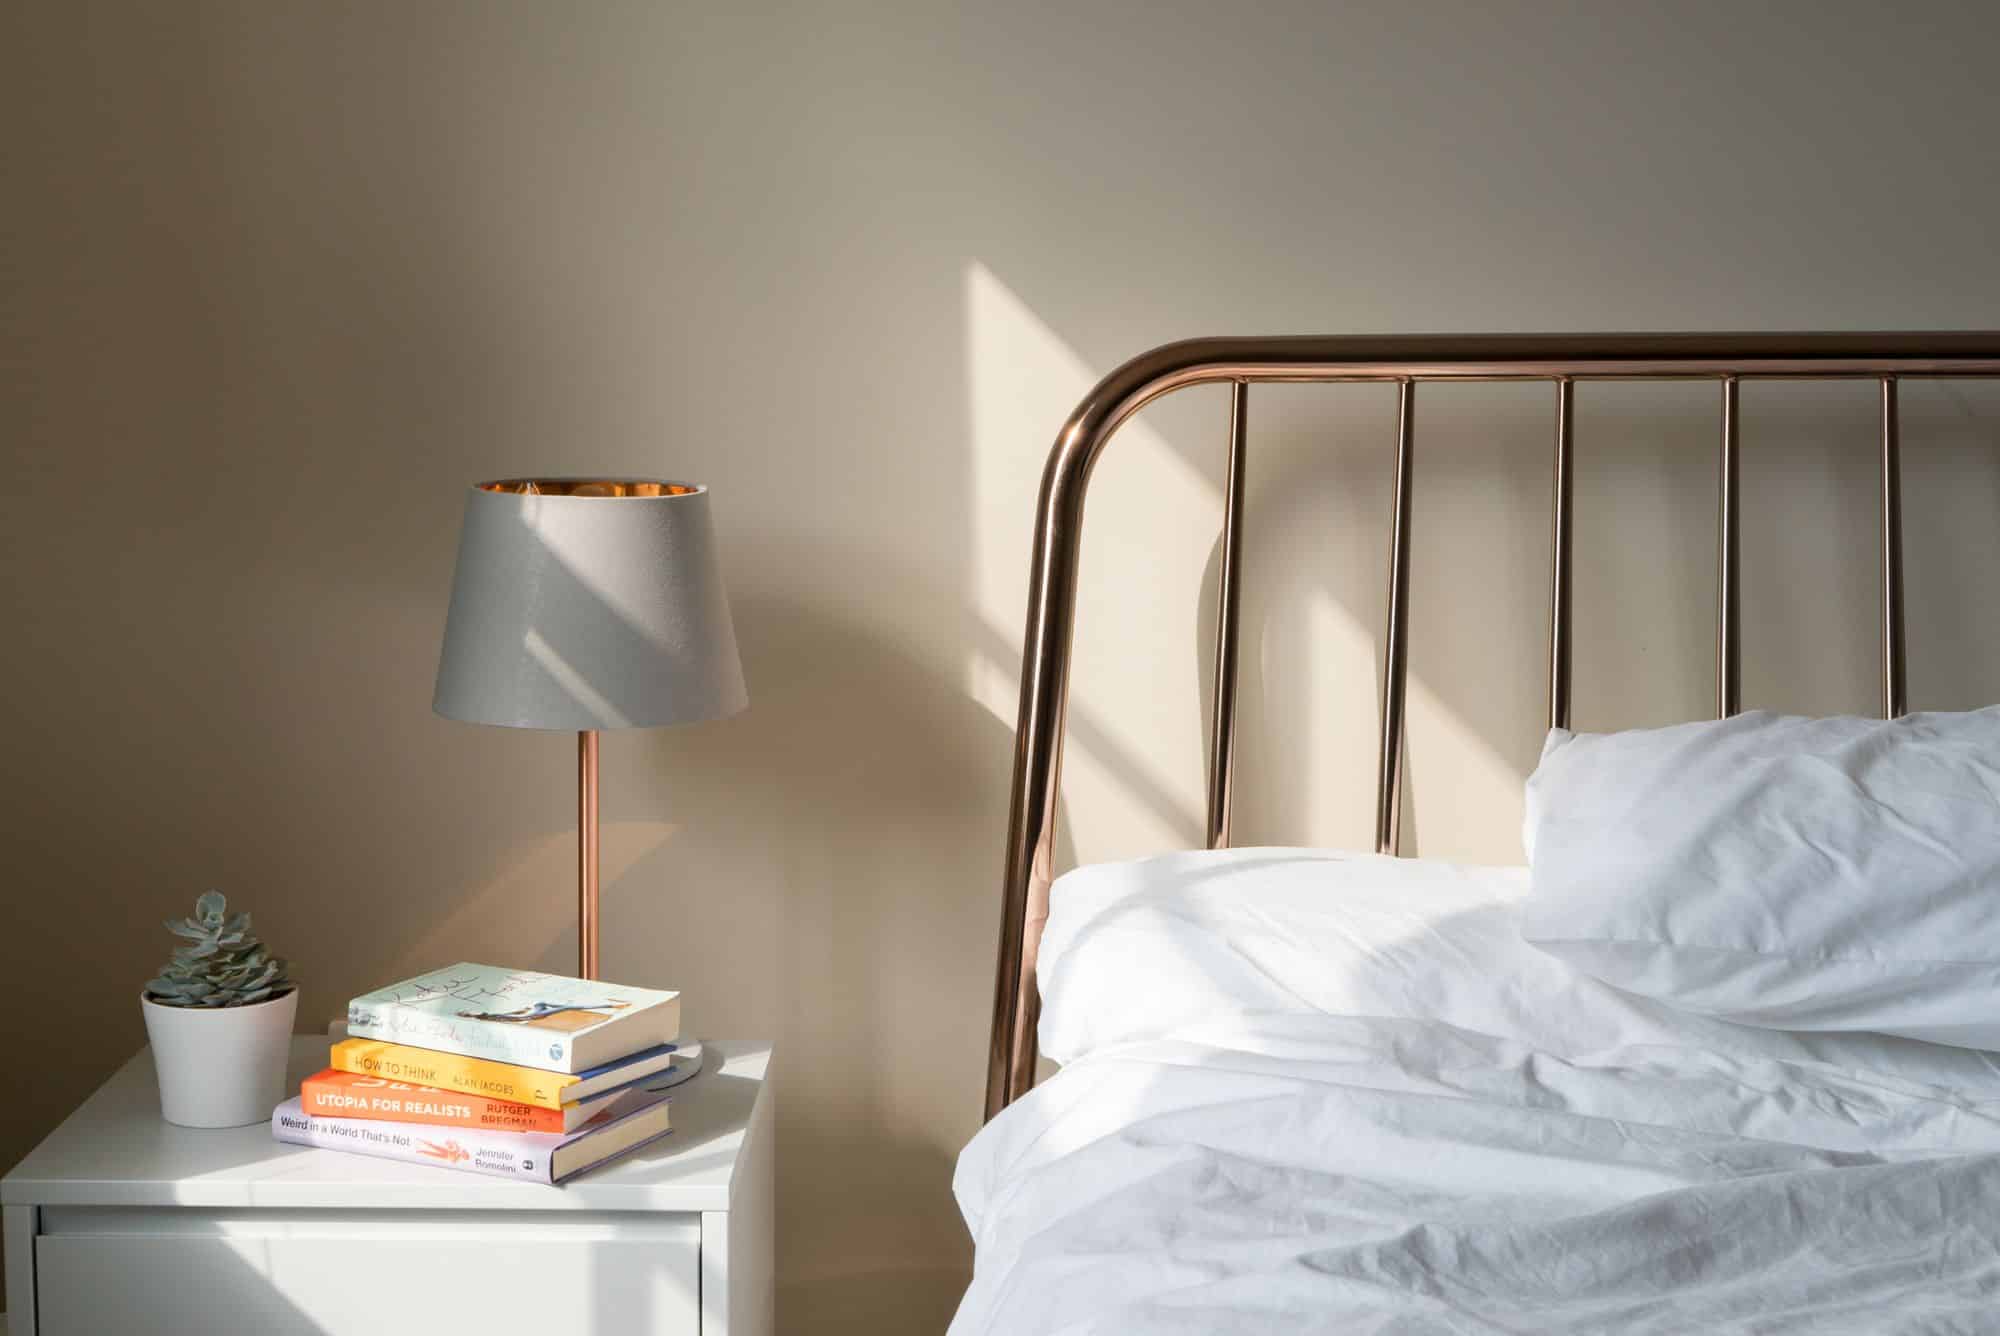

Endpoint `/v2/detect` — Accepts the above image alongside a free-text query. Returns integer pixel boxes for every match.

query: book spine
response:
[301,1073,566,1134]
[329,1040,576,1111]
[271,1101,554,1183]
[345,1005,573,1070]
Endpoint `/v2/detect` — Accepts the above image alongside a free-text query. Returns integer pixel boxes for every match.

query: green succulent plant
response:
[145,891,293,1008]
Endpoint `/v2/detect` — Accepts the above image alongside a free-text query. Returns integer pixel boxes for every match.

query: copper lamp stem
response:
[578,729,600,980]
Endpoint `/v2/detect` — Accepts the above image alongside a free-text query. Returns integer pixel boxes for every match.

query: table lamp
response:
[434,478,748,979]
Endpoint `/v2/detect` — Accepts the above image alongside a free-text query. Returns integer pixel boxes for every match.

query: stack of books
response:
[270,963,686,1185]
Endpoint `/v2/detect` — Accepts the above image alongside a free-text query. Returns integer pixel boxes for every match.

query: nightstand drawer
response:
[34,1208,701,1336]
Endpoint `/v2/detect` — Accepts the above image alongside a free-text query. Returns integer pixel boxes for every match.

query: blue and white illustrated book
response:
[346,963,681,1074]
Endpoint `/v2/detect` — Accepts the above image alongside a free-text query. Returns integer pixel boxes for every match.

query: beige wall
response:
[6,1,2000,1328]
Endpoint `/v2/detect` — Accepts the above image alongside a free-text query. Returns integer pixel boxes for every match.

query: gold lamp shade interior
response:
[477,478,700,498]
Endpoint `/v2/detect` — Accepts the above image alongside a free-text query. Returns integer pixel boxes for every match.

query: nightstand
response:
[3,1036,773,1336]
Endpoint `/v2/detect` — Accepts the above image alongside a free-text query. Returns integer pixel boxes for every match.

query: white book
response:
[271,1079,674,1185]
[346,963,680,1074]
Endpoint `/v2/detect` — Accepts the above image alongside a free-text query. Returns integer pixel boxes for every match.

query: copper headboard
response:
[984,332,2000,1121]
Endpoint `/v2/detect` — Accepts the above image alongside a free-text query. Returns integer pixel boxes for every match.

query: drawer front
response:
[35,1208,701,1336]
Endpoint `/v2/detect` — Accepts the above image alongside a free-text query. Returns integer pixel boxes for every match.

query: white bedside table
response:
[2,1036,773,1336]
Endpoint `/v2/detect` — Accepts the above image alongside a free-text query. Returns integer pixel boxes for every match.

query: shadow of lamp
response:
[433,478,748,979]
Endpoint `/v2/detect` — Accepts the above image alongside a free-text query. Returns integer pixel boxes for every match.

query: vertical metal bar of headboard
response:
[1880,377,1907,719]
[1206,382,1248,848]
[1717,377,1742,718]
[1376,380,1416,856]
[1549,379,1575,732]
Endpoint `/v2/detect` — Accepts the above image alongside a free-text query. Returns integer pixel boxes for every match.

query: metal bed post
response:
[1549,379,1575,732]
[1375,381,1417,857]
[1717,377,1742,719]
[1207,382,1249,850]
[1881,377,1907,719]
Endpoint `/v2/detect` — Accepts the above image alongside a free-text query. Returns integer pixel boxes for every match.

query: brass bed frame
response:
[984,332,2000,1121]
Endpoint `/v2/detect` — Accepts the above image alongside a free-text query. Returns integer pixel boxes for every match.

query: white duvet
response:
[951,850,2000,1334]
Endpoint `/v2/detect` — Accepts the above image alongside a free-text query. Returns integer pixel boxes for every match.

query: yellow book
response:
[328,1037,679,1111]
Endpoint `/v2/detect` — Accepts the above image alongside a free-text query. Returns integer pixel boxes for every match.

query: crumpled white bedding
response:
[950,850,2000,1334]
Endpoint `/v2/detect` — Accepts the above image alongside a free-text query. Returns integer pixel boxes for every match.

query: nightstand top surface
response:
[2,1036,772,1213]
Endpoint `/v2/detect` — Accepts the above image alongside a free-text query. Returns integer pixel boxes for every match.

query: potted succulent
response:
[141,891,298,1127]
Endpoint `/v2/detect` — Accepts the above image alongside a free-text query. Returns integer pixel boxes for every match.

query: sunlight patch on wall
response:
[964,261,1214,861]
[1293,589,1379,848]
[962,261,1532,867]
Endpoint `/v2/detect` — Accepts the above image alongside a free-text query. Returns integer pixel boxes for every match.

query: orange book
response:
[300,1068,605,1134]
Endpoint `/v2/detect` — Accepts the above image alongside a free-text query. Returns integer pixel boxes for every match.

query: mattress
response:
[950,849,2000,1334]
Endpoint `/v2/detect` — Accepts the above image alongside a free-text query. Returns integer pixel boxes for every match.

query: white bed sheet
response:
[951,850,2000,1334]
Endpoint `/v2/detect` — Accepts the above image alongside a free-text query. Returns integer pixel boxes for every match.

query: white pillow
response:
[1034,846,1999,1088]
[1524,707,2000,1050]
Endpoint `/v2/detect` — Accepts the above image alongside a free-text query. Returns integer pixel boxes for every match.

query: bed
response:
[953,334,2000,1333]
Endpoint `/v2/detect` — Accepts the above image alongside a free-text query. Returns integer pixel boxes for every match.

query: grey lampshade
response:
[434,479,748,731]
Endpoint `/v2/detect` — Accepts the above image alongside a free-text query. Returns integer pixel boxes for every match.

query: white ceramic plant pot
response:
[141,988,300,1128]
